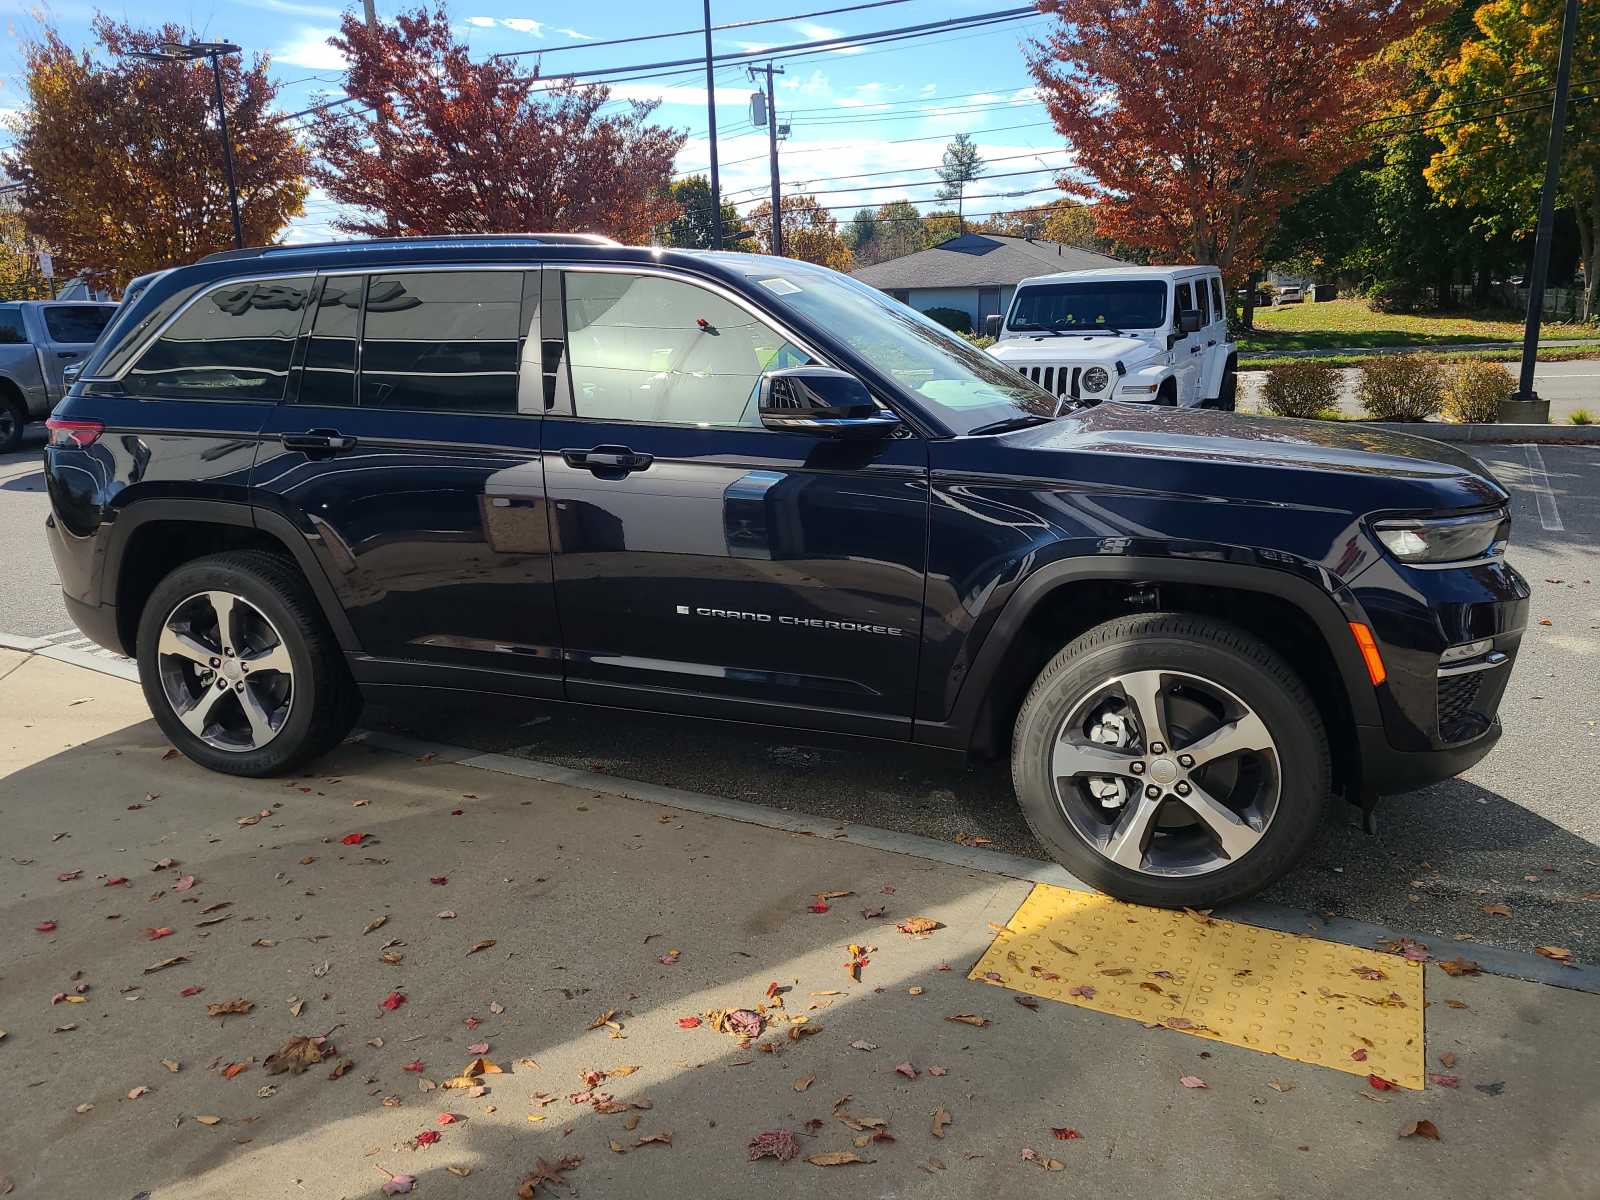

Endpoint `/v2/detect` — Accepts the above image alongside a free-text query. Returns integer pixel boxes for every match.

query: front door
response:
[252,267,562,695]
[1170,279,1205,404]
[541,266,928,737]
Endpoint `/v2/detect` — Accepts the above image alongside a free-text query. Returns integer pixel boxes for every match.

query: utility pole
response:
[702,0,723,250]
[1509,0,1578,417]
[748,62,784,256]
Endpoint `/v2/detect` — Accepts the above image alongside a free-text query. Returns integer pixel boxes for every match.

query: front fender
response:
[1114,360,1173,402]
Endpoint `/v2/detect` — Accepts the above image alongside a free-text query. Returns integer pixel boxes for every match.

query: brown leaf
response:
[895,917,941,936]
[1021,1147,1064,1170]
[815,890,854,900]
[206,998,254,1018]
[1350,965,1388,981]
[466,938,496,956]
[1399,1119,1442,1141]
[1438,1052,1457,1069]
[161,1058,181,1073]
[931,1106,952,1138]
[1268,1081,1293,1093]
[194,1114,222,1126]
[633,1132,672,1147]
[1535,945,1575,964]
[793,1073,816,1092]
[1099,967,1132,976]
[143,955,189,974]
[945,1013,988,1027]
[1480,904,1512,917]
[1014,995,1039,1010]
[807,1151,869,1166]
[265,1035,326,1075]
[328,1056,354,1080]
[588,1008,618,1030]
[1437,957,1481,977]
[362,915,388,935]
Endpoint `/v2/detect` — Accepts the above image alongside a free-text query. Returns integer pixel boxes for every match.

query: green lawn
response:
[1237,298,1592,353]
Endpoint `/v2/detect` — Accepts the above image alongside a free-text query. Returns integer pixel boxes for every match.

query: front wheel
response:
[136,550,361,777]
[1011,612,1328,908]
[0,394,25,453]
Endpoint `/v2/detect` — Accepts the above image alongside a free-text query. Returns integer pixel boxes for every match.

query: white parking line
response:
[1522,443,1565,532]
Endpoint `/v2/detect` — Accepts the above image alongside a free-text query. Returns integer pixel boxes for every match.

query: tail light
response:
[46,417,104,448]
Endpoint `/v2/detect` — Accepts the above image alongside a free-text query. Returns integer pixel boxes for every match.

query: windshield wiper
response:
[968,414,1054,436]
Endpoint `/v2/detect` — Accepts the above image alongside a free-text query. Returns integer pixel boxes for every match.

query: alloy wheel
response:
[156,590,294,752]
[1049,668,1279,877]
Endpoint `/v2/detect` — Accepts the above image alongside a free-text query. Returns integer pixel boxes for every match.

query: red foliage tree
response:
[306,6,684,241]
[1028,0,1431,281]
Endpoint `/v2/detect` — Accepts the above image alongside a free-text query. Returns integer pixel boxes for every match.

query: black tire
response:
[136,549,362,777]
[0,393,24,454]
[1011,611,1329,908]
[1215,359,1237,411]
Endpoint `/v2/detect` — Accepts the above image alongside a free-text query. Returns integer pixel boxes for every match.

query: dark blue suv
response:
[42,235,1529,907]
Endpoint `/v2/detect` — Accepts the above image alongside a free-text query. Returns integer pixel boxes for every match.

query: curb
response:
[1244,339,1600,361]
[1361,421,1600,445]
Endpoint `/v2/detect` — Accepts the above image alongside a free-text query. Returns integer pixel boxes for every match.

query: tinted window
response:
[0,307,23,345]
[359,271,521,412]
[124,277,311,401]
[1209,276,1225,320]
[1008,281,1167,331]
[44,305,115,344]
[1174,282,1193,323]
[564,272,812,426]
[298,275,361,406]
[1191,279,1209,323]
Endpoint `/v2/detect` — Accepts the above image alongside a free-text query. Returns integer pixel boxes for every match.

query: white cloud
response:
[919,83,937,97]
[273,28,348,71]
[609,83,753,107]
[234,0,345,19]
[465,15,497,27]
[502,17,543,34]
[731,40,777,54]
[778,69,831,98]
[789,20,862,53]
[554,27,592,40]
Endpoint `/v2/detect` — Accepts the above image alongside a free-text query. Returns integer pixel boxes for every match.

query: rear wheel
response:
[1011,612,1328,908]
[136,550,361,776]
[0,394,24,453]
[1212,359,1238,411]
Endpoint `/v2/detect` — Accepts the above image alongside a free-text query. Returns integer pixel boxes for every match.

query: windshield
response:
[725,257,1052,432]
[1008,280,1167,332]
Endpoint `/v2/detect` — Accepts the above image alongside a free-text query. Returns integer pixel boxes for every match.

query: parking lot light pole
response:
[1509,0,1578,417]
[129,40,245,250]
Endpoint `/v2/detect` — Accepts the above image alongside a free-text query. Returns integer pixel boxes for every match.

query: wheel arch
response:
[104,500,359,658]
[918,556,1377,802]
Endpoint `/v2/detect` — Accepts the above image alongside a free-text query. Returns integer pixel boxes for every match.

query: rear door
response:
[540,265,928,737]
[38,304,117,404]
[252,266,562,695]
[1170,279,1204,404]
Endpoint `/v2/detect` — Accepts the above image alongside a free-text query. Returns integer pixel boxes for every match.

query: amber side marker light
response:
[1348,622,1387,686]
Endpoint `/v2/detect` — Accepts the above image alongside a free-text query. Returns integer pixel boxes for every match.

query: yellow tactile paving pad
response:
[970,885,1425,1089]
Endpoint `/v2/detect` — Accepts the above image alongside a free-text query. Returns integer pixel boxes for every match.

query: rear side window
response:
[1192,279,1210,324]
[1209,276,1225,319]
[124,277,312,401]
[0,307,24,344]
[358,271,521,412]
[44,305,115,344]
[298,275,362,407]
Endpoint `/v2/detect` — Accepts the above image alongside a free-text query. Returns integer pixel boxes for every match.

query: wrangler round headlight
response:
[1373,510,1509,565]
[1082,367,1110,393]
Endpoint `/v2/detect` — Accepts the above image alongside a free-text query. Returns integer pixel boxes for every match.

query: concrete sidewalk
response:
[1,650,1596,1198]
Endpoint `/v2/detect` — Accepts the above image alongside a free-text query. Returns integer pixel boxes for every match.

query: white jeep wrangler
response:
[985,265,1237,410]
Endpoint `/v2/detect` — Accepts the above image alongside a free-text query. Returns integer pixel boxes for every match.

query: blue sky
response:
[0,0,1072,242]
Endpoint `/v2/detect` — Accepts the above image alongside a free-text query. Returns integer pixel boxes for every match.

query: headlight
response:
[1082,366,1110,393]
[1373,510,1509,565]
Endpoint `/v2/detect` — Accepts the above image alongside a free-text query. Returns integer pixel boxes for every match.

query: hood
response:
[999,403,1509,507]
[988,333,1153,365]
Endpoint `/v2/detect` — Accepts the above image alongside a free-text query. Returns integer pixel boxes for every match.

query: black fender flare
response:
[914,554,1380,749]
[99,498,361,652]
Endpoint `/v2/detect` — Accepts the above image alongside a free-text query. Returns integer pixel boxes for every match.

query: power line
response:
[783,86,1037,116]
[730,147,1070,192]
[787,97,1040,128]
[491,0,917,60]
[755,182,1065,216]
[1355,75,1600,129]
[737,165,1064,203]
[674,120,1058,175]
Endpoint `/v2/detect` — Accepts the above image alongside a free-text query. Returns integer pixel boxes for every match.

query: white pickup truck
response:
[0,300,119,452]
[985,265,1237,411]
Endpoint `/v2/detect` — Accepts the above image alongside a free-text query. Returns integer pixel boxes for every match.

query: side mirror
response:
[759,366,902,439]
[1177,308,1203,335]
[983,314,1003,339]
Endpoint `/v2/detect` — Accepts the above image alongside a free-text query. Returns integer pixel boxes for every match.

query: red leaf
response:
[1051,1128,1082,1140]
[436,1112,459,1124]
[179,985,204,997]
[104,876,128,887]
[145,927,174,940]
[403,1060,425,1073]
[173,875,196,892]
[35,921,58,933]
[430,876,448,885]
[676,1017,702,1030]
[56,870,81,882]
[1350,1048,1368,1062]
[341,833,365,845]
[381,992,407,1011]
[808,902,829,914]
[1429,1074,1461,1088]
[412,1129,441,1147]
[895,1062,918,1078]
[1368,1074,1398,1091]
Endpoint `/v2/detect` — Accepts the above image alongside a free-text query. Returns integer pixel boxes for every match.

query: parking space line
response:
[1522,443,1565,532]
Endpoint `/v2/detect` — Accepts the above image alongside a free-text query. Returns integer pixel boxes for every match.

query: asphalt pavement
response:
[2,427,1597,964]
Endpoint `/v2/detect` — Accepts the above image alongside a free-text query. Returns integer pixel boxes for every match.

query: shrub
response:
[1440,360,1511,424]
[1365,279,1429,314]
[1357,352,1445,421]
[961,332,996,350]
[1261,359,1341,419]
[922,306,972,334]
[1572,408,1594,426]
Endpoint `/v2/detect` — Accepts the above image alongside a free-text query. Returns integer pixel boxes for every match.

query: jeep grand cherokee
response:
[42,235,1529,907]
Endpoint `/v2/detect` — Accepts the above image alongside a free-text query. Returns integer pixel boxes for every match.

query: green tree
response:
[1425,0,1598,319]
[0,207,52,301]
[935,133,985,229]
[662,175,744,249]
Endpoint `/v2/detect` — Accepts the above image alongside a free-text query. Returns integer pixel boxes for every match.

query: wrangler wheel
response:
[1011,612,1328,908]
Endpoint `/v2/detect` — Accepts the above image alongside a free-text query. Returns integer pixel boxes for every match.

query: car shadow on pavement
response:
[3,716,1598,1198]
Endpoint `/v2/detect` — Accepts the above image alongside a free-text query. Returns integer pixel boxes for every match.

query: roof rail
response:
[197,233,621,264]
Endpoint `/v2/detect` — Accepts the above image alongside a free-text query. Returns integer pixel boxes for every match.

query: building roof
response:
[850,233,1125,291]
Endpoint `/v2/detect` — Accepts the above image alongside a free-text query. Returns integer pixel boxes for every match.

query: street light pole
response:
[749,62,784,257]
[129,41,245,250]
[207,50,245,250]
[1510,0,1578,413]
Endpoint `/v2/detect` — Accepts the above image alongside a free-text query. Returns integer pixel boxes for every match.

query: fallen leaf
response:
[74,1103,92,1114]
[808,902,829,914]
[206,998,254,1018]
[1179,1076,1208,1089]
[57,870,81,882]
[403,1060,425,1073]
[328,1056,354,1080]
[1399,1120,1442,1141]
[381,992,407,1011]
[657,950,680,965]
[931,1106,951,1137]
[1021,1147,1064,1170]
[515,1156,581,1198]
[1437,957,1481,977]
[748,1129,801,1162]
[793,1073,816,1092]
[860,906,886,919]
[145,927,174,940]
[411,1129,441,1148]
[1182,907,1213,925]
[895,917,941,936]
[430,875,448,885]
[161,1058,180,1073]
[194,1115,223,1126]
[341,833,367,845]
[1351,965,1387,981]
[173,875,196,892]
[221,1059,251,1079]
[362,915,388,935]
[633,1132,672,1147]
[945,1014,989,1027]
[676,1017,701,1030]
[588,1009,618,1030]
[1350,1048,1369,1062]
[1429,1074,1461,1088]
[1481,904,1511,917]
[1368,1075,1398,1091]
[849,1039,877,1052]
[36,921,58,933]
[1268,1081,1293,1093]
[1067,985,1096,999]
[927,1065,947,1077]
[1535,945,1575,964]
[807,1151,868,1166]
[1051,1128,1082,1140]
[265,1036,327,1075]
[436,910,456,920]
[1015,995,1039,1010]
[1439,1051,1456,1068]
[895,1062,918,1078]
[815,890,853,901]
[127,1086,150,1099]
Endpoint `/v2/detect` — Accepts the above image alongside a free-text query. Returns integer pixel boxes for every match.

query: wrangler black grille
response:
[1437,673,1487,743]
[1017,364,1080,399]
